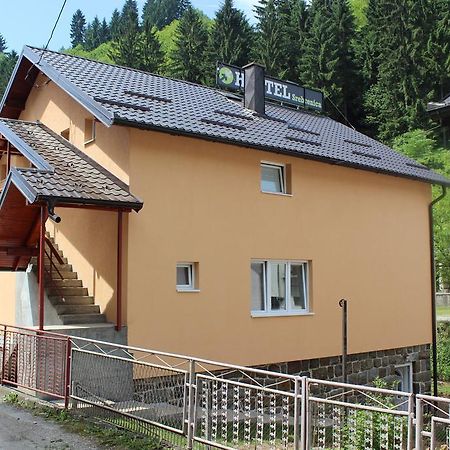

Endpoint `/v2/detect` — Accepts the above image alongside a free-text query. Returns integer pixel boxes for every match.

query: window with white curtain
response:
[251,260,309,316]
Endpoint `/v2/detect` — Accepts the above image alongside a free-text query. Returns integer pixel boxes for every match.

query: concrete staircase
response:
[34,236,107,325]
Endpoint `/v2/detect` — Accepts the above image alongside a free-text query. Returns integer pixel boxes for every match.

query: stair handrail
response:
[44,237,64,282]
[45,237,64,265]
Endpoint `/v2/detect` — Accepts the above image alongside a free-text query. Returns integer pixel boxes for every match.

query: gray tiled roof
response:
[3,46,450,187]
[428,94,450,113]
[0,118,143,210]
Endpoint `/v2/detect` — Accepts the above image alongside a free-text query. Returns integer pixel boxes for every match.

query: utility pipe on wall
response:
[430,185,447,396]
[38,206,46,331]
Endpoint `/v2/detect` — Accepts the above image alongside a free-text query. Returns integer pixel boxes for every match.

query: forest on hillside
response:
[0,0,450,281]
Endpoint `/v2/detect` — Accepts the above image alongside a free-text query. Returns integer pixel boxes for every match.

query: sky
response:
[0,0,257,53]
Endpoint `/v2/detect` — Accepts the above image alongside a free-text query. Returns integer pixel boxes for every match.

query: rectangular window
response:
[176,263,197,291]
[261,163,285,194]
[84,119,96,145]
[251,260,309,316]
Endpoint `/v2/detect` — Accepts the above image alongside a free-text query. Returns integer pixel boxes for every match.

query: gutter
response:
[430,185,447,396]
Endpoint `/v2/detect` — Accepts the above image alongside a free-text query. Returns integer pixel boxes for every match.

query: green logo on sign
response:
[218,66,234,85]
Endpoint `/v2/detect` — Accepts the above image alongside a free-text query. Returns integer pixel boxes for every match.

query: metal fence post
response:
[293,377,300,450]
[187,359,196,449]
[64,338,72,409]
[1,325,6,385]
[415,396,423,450]
[407,394,414,450]
[300,376,308,450]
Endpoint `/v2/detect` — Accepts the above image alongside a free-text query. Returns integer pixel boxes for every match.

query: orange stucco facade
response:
[0,73,432,367]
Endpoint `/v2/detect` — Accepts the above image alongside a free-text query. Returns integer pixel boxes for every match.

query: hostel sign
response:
[216,63,324,112]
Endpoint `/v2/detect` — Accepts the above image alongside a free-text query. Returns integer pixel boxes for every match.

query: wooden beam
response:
[0,247,38,256]
[38,206,46,331]
[116,210,123,331]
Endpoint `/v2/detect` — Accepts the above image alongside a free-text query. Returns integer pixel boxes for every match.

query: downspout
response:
[430,185,446,396]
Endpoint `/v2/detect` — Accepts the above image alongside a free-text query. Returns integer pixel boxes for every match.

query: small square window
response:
[84,119,96,145]
[261,163,285,194]
[176,263,197,291]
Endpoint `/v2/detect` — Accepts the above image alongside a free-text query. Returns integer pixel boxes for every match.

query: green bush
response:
[438,323,450,381]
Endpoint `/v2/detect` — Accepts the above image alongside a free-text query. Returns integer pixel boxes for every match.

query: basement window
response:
[251,260,309,316]
[84,119,96,145]
[176,263,199,292]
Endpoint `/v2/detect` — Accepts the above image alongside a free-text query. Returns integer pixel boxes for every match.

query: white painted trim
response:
[176,262,195,290]
[260,191,293,197]
[176,289,201,293]
[251,311,314,318]
[260,162,286,194]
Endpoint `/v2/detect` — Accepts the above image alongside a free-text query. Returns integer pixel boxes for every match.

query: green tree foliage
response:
[70,9,86,48]
[360,0,438,141]
[349,0,368,29]
[393,129,450,283]
[143,0,191,29]
[109,9,122,41]
[85,17,102,51]
[110,0,141,68]
[99,19,111,44]
[139,20,165,72]
[0,50,18,98]
[210,0,253,67]
[254,0,289,78]
[169,8,210,83]
[65,42,115,65]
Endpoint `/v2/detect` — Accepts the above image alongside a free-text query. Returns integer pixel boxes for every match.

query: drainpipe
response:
[430,185,446,396]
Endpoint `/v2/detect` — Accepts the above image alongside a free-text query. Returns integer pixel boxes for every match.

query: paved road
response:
[0,400,101,449]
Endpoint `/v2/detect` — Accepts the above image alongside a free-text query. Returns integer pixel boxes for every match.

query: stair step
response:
[49,295,95,305]
[47,287,88,296]
[44,263,72,271]
[55,304,100,315]
[52,271,78,279]
[45,256,68,264]
[48,279,82,288]
[60,313,106,325]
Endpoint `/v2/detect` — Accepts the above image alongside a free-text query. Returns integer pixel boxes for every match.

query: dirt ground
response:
[0,398,101,450]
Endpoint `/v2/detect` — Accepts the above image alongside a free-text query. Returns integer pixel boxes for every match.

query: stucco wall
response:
[0,272,16,324]
[127,128,432,367]
[18,74,130,323]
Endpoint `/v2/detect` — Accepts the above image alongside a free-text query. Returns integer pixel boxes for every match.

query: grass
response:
[437,305,450,317]
[439,381,450,398]
[2,391,164,449]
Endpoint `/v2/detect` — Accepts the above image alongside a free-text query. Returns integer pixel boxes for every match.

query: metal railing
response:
[3,325,450,449]
[0,324,71,407]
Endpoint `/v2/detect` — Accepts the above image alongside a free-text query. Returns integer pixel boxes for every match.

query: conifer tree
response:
[143,0,191,29]
[210,0,253,67]
[139,20,165,72]
[170,7,210,83]
[109,9,122,41]
[111,0,141,68]
[254,0,288,78]
[0,50,17,98]
[99,19,110,44]
[426,0,450,101]
[70,9,86,48]
[363,0,432,140]
[85,17,102,51]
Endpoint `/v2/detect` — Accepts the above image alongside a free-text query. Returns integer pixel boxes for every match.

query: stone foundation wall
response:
[255,344,431,394]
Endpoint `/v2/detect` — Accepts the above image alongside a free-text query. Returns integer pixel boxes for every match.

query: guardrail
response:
[2,324,450,449]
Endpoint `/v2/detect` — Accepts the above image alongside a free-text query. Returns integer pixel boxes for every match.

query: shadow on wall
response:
[15,269,63,327]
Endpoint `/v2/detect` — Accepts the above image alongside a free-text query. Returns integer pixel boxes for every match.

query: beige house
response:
[0,47,449,393]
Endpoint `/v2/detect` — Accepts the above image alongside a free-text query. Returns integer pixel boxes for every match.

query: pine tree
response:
[283,0,308,82]
[0,50,18,98]
[110,0,141,68]
[99,18,110,44]
[143,0,191,29]
[139,20,165,72]
[426,0,450,101]
[210,0,253,67]
[299,0,342,113]
[85,17,102,51]
[254,0,288,78]
[70,9,86,48]
[170,7,210,83]
[363,0,433,140]
[110,9,122,41]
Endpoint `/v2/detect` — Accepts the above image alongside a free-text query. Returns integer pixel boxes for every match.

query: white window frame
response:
[84,118,96,145]
[251,260,310,317]
[260,162,286,194]
[176,263,197,292]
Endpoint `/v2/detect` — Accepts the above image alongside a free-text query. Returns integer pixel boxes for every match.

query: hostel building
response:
[0,47,449,393]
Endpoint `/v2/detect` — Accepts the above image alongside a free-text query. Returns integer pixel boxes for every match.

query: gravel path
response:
[0,399,102,449]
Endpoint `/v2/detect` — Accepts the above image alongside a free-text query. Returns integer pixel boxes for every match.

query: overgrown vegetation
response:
[3,391,163,449]
[438,323,450,383]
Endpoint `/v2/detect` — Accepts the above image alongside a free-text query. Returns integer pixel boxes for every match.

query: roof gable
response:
[2,46,450,187]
